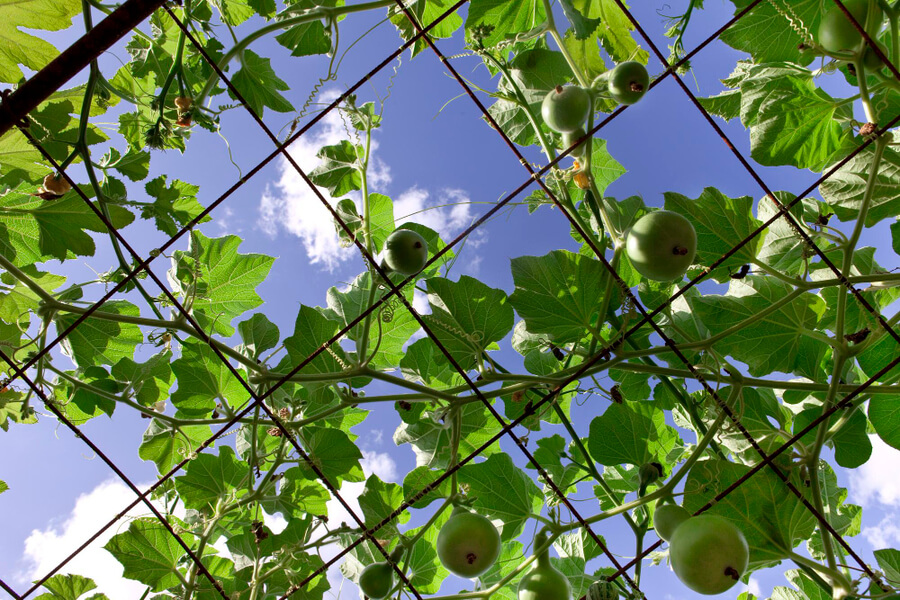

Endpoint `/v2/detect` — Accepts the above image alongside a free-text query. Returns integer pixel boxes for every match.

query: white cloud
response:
[20,479,158,598]
[393,187,474,241]
[258,92,391,271]
[849,435,900,507]
[863,513,900,549]
[747,577,762,597]
[258,101,477,273]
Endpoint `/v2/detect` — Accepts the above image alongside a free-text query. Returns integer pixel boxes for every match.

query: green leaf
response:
[664,187,763,280]
[297,427,365,485]
[807,463,861,561]
[56,301,143,368]
[464,0,547,49]
[325,272,419,369]
[0,185,135,266]
[0,479,6,494]
[171,340,250,417]
[169,231,275,336]
[111,351,174,409]
[820,143,900,227]
[237,313,280,359]
[682,459,816,567]
[143,175,209,237]
[278,304,356,382]
[487,48,573,147]
[794,405,871,469]
[0,387,35,430]
[509,250,608,344]
[228,49,293,116]
[308,140,362,196]
[400,337,466,390]
[0,0,80,82]
[558,0,600,39]
[139,418,212,474]
[389,0,463,57]
[275,0,341,56]
[424,275,514,370]
[402,465,452,509]
[358,474,410,536]
[104,518,193,591]
[175,445,247,511]
[874,548,900,576]
[562,0,645,63]
[720,0,819,64]
[869,393,900,450]
[689,276,825,377]
[458,453,543,539]
[588,400,678,467]
[262,467,331,517]
[737,63,854,170]
[394,401,497,468]
[100,147,151,182]
[35,573,106,600]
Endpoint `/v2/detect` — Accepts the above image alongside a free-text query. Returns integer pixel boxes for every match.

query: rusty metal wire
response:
[1,0,899,598]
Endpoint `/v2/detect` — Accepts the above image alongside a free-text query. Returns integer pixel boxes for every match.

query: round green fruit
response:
[542,85,591,133]
[587,579,619,600]
[668,515,749,595]
[653,503,691,542]
[518,531,571,600]
[561,127,589,158]
[383,229,428,276]
[817,0,883,53]
[625,210,697,281]
[358,562,394,599]
[862,41,888,70]
[608,61,650,105]
[436,508,501,578]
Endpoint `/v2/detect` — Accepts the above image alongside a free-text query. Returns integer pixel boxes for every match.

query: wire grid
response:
[0,0,898,598]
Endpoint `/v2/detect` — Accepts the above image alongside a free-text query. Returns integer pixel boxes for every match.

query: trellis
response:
[0,0,896,598]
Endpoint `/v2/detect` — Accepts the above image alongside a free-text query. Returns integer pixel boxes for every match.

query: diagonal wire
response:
[0,578,21,600]
[0,348,230,599]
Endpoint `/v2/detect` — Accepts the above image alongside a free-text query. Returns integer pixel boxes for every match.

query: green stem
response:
[194,0,397,105]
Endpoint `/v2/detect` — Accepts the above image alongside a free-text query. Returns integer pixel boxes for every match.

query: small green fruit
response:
[669,515,749,595]
[652,503,691,542]
[587,579,619,600]
[608,62,650,105]
[517,531,571,600]
[383,229,428,276]
[437,508,501,578]
[561,127,589,158]
[542,85,591,133]
[625,210,697,281]
[358,562,394,599]
[817,0,883,53]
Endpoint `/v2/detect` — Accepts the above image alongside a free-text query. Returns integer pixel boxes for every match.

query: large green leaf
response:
[820,143,900,227]
[171,340,250,417]
[0,186,134,266]
[458,453,543,539]
[57,301,143,368]
[0,0,80,82]
[104,518,193,591]
[464,0,547,48]
[424,275,514,370]
[588,400,678,468]
[720,0,820,64]
[738,64,855,170]
[169,231,275,336]
[174,445,247,511]
[509,250,607,345]
[689,276,825,377]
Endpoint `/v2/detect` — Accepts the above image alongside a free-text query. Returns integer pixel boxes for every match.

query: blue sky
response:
[3,1,900,598]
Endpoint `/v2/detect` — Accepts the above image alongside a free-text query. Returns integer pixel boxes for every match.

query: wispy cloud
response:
[258,93,477,273]
[849,435,900,507]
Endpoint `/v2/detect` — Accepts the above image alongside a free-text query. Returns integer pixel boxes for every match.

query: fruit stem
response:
[541,0,590,88]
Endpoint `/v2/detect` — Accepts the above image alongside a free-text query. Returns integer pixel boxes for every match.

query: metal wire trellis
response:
[0,0,898,598]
